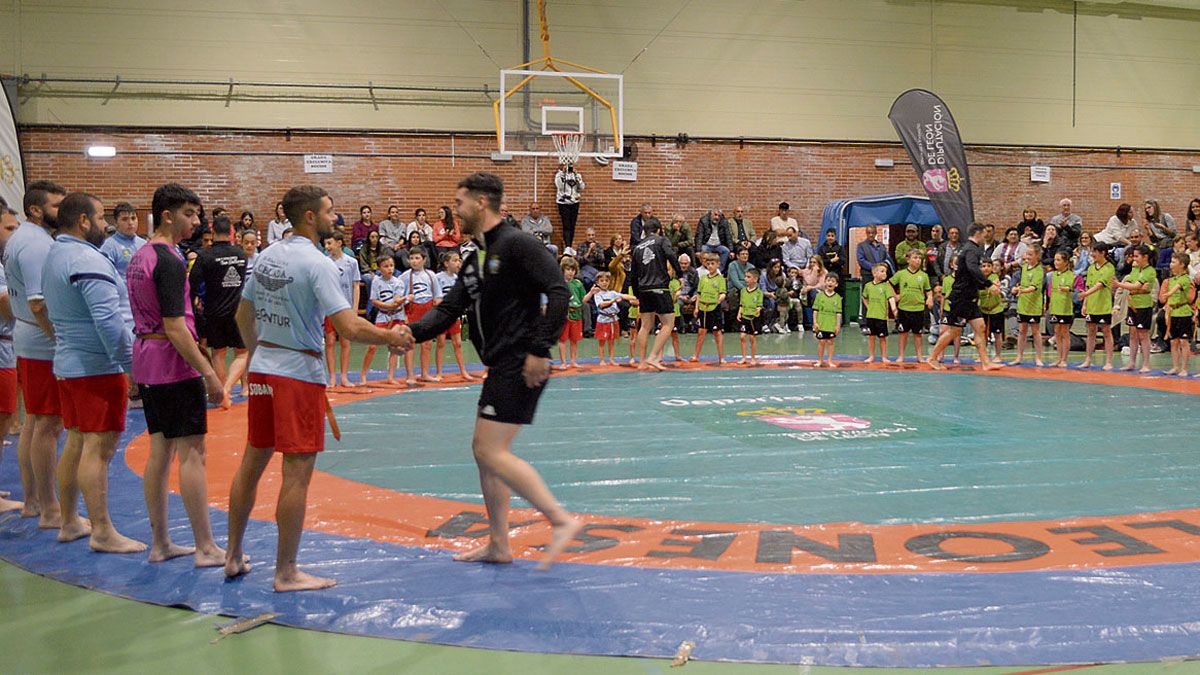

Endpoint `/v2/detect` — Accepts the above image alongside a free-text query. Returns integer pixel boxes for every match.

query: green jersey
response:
[1084,262,1115,315]
[813,291,842,333]
[894,239,927,264]
[1167,273,1194,318]
[1049,270,1075,316]
[1016,264,1045,316]
[669,278,682,317]
[979,272,1003,315]
[1125,265,1156,310]
[940,274,954,312]
[739,286,764,319]
[863,280,893,320]
[890,267,931,312]
[697,273,726,312]
[566,278,586,321]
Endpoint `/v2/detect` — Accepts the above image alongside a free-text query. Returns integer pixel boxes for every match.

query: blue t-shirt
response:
[435,271,457,296]
[243,236,351,385]
[398,268,442,305]
[330,254,361,306]
[43,235,134,378]
[370,274,407,324]
[99,232,146,281]
[595,289,621,323]
[3,221,56,360]
[0,264,15,369]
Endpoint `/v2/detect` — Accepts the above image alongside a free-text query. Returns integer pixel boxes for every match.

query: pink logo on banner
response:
[922,169,949,193]
[759,414,872,432]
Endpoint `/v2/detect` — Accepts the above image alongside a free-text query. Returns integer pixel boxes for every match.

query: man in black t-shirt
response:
[927,222,1003,371]
[188,215,248,405]
[631,221,682,370]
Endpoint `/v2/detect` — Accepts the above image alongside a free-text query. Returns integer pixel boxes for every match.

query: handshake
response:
[386,324,417,355]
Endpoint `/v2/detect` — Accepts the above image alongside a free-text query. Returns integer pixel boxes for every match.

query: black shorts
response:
[1017,313,1042,325]
[636,289,674,315]
[477,361,547,426]
[946,294,981,327]
[738,316,763,336]
[698,308,724,332]
[895,309,927,334]
[1126,307,1153,329]
[205,313,245,350]
[815,330,837,340]
[1087,313,1112,325]
[984,312,1005,335]
[1169,315,1195,341]
[863,317,889,337]
[1048,314,1074,325]
[139,377,208,439]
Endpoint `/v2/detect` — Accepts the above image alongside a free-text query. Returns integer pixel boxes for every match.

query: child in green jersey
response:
[1047,251,1076,368]
[1114,244,1156,373]
[738,268,765,364]
[691,253,728,364]
[934,256,962,364]
[556,257,587,369]
[891,249,933,362]
[1078,243,1116,370]
[1159,251,1196,377]
[862,263,897,364]
[668,266,683,362]
[812,273,842,367]
[1009,245,1046,367]
[978,259,1005,362]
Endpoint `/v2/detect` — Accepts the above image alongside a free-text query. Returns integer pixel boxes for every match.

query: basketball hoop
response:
[550,131,585,166]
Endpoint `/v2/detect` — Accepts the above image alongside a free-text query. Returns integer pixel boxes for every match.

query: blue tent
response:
[819,194,940,246]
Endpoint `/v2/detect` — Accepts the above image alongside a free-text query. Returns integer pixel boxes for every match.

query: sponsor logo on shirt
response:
[247,382,273,396]
[221,266,243,288]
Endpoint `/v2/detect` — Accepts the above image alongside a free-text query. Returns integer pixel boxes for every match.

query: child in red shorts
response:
[360,256,408,385]
[399,248,442,382]
[434,251,476,381]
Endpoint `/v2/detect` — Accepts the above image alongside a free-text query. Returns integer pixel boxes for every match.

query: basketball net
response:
[551,131,584,166]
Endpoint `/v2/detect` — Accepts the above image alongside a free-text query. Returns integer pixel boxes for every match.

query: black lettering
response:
[648,529,738,561]
[425,511,540,539]
[1047,525,1165,557]
[564,524,642,554]
[755,530,876,564]
[1126,519,1200,536]
[906,531,1049,563]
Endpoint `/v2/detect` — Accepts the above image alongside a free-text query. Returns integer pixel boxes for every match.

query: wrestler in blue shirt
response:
[43,234,134,378]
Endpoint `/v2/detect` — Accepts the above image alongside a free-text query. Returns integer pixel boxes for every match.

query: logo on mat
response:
[738,407,871,431]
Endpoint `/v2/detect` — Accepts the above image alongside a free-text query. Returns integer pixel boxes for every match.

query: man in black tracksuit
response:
[927,222,1003,371]
[405,172,580,570]
[631,221,682,370]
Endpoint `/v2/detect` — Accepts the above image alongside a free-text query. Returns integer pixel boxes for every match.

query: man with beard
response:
[403,172,580,570]
[224,185,413,592]
[927,222,1004,371]
[189,214,248,406]
[4,180,67,528]
[631,221,682,370]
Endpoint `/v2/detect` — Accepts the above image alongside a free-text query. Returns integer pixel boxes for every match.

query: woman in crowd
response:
[431,205,461,257]
[1041,223,1064,267]
[240,210,255,232]
[407,208,434,240]
[1017,207,1044,239]
[992,226,1028,274]
[1186,198,1200,236]
[240,229,259,275]
[753,229,783,271]
[666,214,693,260]
[1142,199,1176,247]
[799,256,827,333]
[357,230,391,318]
[815,229,846,291]
[1095,203,1136,247]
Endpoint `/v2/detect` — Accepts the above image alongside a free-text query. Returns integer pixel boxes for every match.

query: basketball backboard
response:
[496,69,623,160]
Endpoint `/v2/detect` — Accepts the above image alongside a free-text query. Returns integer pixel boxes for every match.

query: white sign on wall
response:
[1110,182,1122,200]
[1030,165,1051,183]
[304,154,333,174]
[612,160,638,182]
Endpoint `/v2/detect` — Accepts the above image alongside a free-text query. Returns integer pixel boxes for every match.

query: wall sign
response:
[304,154,333,174]
[612,160,638,182]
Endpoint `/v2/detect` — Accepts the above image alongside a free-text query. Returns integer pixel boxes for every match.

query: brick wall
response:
[19,129,1200,244]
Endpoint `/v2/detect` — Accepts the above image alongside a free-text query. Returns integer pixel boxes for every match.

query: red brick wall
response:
[19,129,1200,244]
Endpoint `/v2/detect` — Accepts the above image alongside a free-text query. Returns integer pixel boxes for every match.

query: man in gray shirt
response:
[1049,198,1083,252]
[521,203,557,255]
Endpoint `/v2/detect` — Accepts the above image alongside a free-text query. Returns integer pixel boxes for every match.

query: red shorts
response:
[17,358,61,417]
[0,368,16,415]
[596,321,619,342]
[407,300,434,324]
[375,320,405,330]
[324,316,336,335]
[442,319,462,336]
[560,318,583,342]
[58,373,128,433]
[247,373,327,454]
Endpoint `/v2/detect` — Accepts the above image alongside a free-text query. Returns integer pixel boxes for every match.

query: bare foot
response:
[1102,363,1114,371]
[90,531,147,554]
[1035,360,1045,368]
[1077,361,1093,369]
[926,358,946,371]
[687,356,698,363]
[1006,359,1021,366]
[340,378,357,388]
[0,490,8,498]
[193,544,230,568]
[148,542,195,563]
[225,553,252,579]
[220,391,233,410]
[645,360,667,371]
[864,357,875,364]
[1179,371,1189,377]
[274,569,337,593]
[538,518,584,571]
[57,517,92,543]
[1118,364,1134,372]
[20,503,39,519]
[1054,361,1067,368]
[552,364,569,371]
[405,378,417,386]
[1166,368,1179,375]
[1140,368,1153,374]
[982,361,1005,371]
[461,372,478,381]
[453,542,513,564]
[37,508,63,529]
[0,497,23,514]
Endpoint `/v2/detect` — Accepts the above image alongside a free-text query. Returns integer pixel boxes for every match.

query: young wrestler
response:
[556,257,586,369]
[323,232,360,387]
[890,249,932,362]
[978,259,1005,362]
[434,252,475,381]
[928,223,1003,371]
[359,256,406,386]
[738,268,764,364]
[934,255,963,364]
[691,253,727,364]
[1009,244,1046,366]
[667,264,683,361]
[1160,251,1194,377]
[584,272,632,365]
[1048,251,1076,368]
[812,272,842,367]
[1078,243,1116,370]
[1115,244,1156,373]
[399,248,443,381]
[862,263,895,364]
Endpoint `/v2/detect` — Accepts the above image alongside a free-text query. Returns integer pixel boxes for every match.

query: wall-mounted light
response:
[874,158,895,168]
[85,145,116,158]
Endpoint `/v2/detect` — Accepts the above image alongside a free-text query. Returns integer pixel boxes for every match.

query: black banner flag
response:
[888,89,974,230]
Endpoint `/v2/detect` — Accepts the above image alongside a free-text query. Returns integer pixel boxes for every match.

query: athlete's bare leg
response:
[645,313,674,369]
[144,433,194,562]
[211,347,229,387]
[29,414,63,526]
[0,412,21,513]
[273,453,335,592]
[338,337,354,387]
[80,431,145,553]
[927,325,961,370]
[452,334,475,379]
[969,317,1003,370]
[16,417,38,517]
[225,445,272,578]
[222,348,249,407]
[55,429,90,541]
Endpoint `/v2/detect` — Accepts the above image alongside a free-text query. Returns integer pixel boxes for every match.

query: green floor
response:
[1,326,1194,673]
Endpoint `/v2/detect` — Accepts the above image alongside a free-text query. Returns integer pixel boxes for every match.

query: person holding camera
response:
[554,164,585,250]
